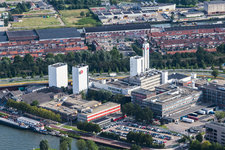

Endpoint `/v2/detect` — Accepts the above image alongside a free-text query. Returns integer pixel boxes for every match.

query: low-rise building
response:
[183,11,204,17]
[205,121,225,145]
[131,88,156,103]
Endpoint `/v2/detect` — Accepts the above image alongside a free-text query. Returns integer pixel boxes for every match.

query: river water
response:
[0,124,78,150]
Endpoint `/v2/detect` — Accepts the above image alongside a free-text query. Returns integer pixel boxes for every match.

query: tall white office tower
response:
[72,64,89,94]
[48,63,68,88]
[143,42,150,70]
[130,56,144,77]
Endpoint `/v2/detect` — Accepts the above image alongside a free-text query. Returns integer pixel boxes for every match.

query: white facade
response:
[130,56,144,77]
[204,1,225,14]
[48,63,68,88]
[162,71,168,84]
[143,42,149,70]
[72,65,89,94]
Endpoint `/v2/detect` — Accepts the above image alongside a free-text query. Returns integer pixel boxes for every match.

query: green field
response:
[12,17,61,27]
[23,10,53,14]
[60,9,101,27]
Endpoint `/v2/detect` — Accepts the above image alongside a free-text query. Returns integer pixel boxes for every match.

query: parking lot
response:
[102,121,181,148]
[167,114,215,135]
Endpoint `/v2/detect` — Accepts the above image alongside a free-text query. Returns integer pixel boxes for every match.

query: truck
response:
[187,115,198,121]
[197,110,205,115]
[209,111,215,114]
[109,73,117,77]
[182,117,194,123]
[202,108,214,114]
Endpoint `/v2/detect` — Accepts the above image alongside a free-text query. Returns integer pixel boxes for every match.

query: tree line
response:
[100,132,121,141]
[6,99,61,122]
[50,0,101,10]
[189,140,225,150]
[86,89,128,105]
[122,102,153,123]
[0,49,128,79]
[77,121,101,133]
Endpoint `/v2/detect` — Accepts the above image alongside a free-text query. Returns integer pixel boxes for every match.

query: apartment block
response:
[205,122,225,145]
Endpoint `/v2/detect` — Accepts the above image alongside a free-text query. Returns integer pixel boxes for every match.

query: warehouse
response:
[204,1,225,14]
[183,11,204,17]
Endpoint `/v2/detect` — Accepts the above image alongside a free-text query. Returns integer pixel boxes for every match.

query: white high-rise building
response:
[130,56,144,77]
[143,42,149,71]
[48,63,68,88]
[72,64,89,94]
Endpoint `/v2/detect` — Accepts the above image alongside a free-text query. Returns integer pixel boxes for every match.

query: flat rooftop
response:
[49,63,67,68]
[132,88,155,95]
[80,102,120,116]
[106,79,137,89]
[156,83,174,91]
[206,121,225,128]
[164,23,225,32]
[129,69,162,81]
[144,86,200,105]
[85,23,151,33]
[205,1,225,4]
[209,79,225,86]
[168,73,189,80]
[73,64,88,69]
[39,100,77,116]
[201,83,225,93]
[167,103,215,120]
[7,30,38,38]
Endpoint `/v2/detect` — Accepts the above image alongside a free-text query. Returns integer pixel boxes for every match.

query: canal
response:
[0,124,78,150]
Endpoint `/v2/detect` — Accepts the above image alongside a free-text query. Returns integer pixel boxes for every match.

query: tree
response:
[130,144,141,150]
[4,19,8,26]
[40,71,43,78]
[86,140,98,150]
[196,133,203,143]
[80,91,86,99]
[160,119,165,125]
[219,64,223,70]
[80,11,85,17]
[31,100,39,106]
[211,69,219,78]
[76,139,86,150]
[171,14,174,20]
[194,63,198,69]
[86,12,90,17]
[60,136,73,150]
[211,64,215,70]
[201,140,211,150]
[40,139,49,150]
[215,111,225,121]
[189,140,201,150]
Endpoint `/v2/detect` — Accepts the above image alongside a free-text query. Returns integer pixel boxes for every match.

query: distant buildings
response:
[0,28,87,60]
[72,64,89,94]
[204,1,225,14]
[48,63,68,88]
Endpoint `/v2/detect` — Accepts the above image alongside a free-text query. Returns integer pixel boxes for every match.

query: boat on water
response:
[0,117,30,130]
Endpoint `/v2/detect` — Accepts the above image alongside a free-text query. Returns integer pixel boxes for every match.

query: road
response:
[50,124,152,150]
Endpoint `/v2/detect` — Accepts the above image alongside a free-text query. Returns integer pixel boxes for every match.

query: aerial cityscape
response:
[0,0,225,150]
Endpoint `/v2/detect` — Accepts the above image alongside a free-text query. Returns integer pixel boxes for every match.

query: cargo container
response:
[187,115,198,121]
[180,115,187,120]
[182,117,194,123]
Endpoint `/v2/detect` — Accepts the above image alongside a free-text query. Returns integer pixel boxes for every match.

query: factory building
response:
[129,70,168,91]
[48,63,68,88]
[72,64,89,94]
[77,102,121,122]
[131,88,156,103]
[0,28,87,60]
[130,56,144,77]
[90,78,140,95]
[205,121,225,145]
[84,23,151,43]
[132,85,203,119]
[204,1,225,14]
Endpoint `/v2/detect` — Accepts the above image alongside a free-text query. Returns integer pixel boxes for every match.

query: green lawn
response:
[12,17,61,27]
[60,9,101,27]
[23,10,53,14]
[9,5,17,8]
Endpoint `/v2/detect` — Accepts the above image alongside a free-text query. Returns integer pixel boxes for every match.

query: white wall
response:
[130,56,144,77]
[48,63,68,88]
[73,65,88,94]
[162,71,168,84]
[143,42,149,70]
